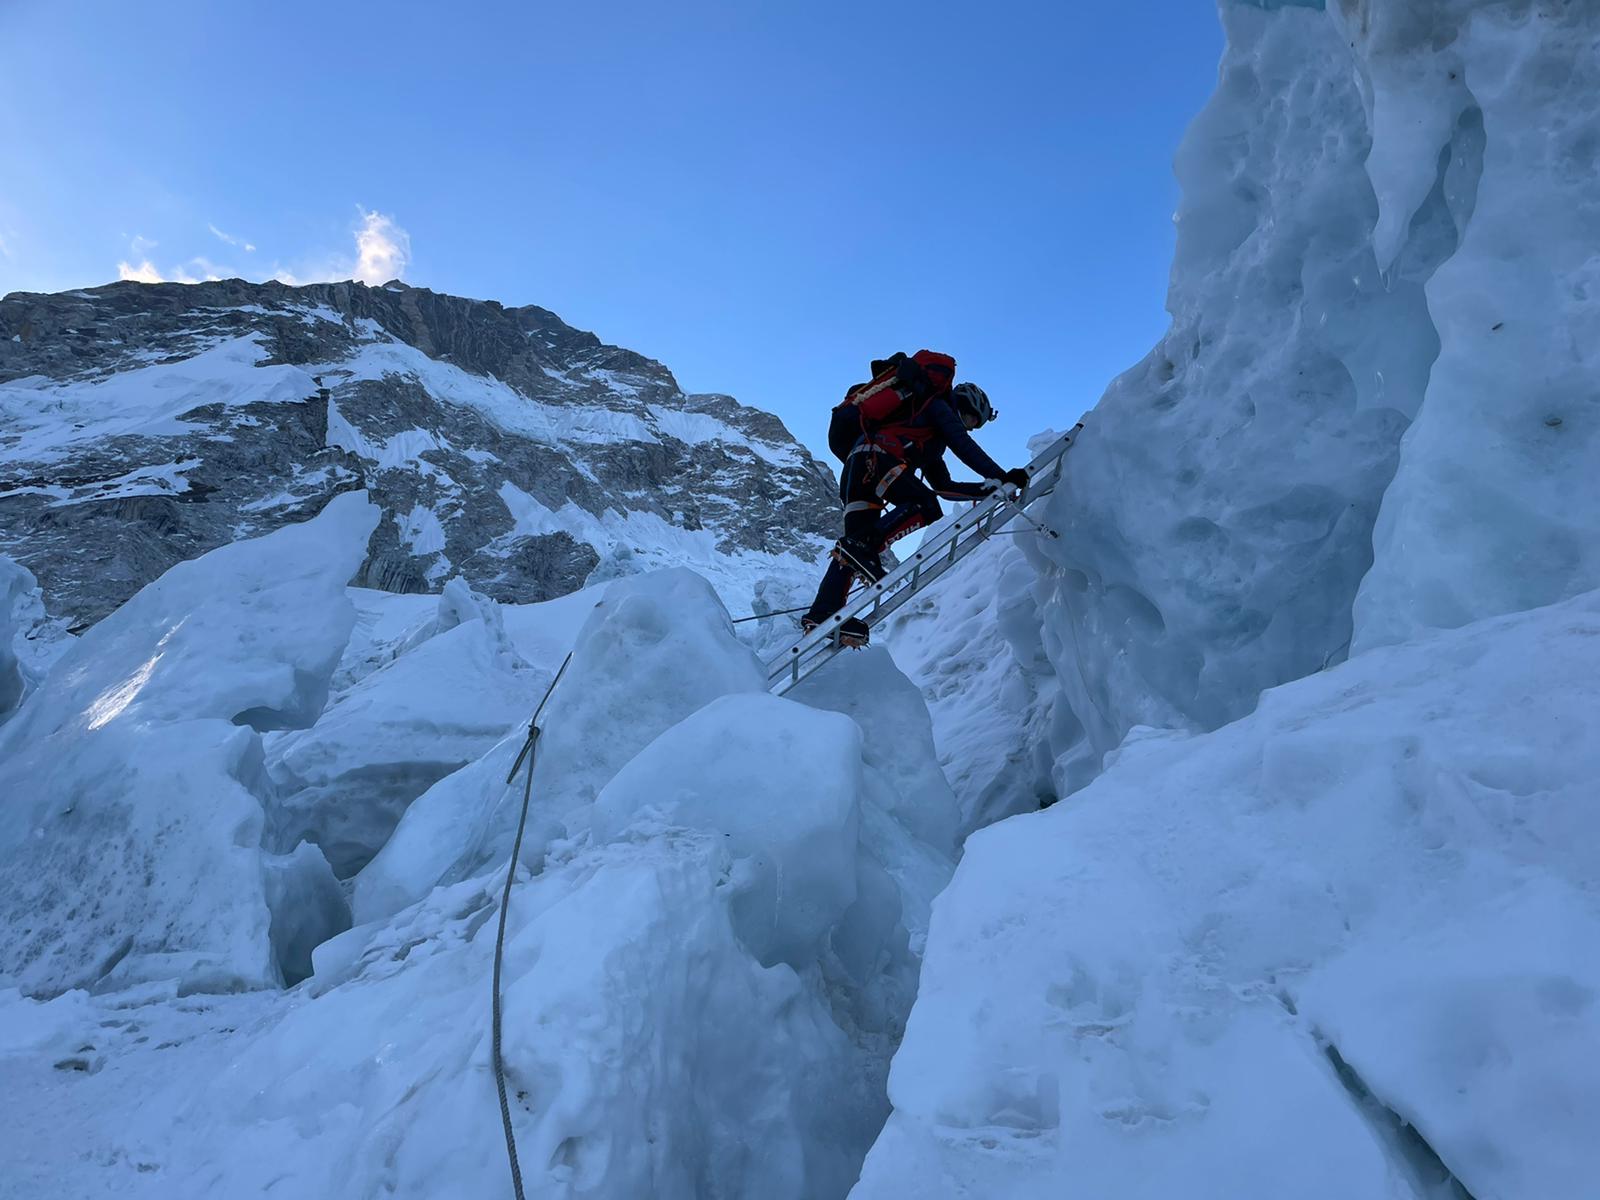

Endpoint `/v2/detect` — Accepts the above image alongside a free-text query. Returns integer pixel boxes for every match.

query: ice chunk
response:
[261,841,349,986]
[593,692,862,969]
[354,567,764,921]
[1,491,377,741]
[789,646,961,962]
[0,494,379,996]
[0,555,30,720]
[264,609,545,877]
[791,647,957,857]
[92,835,877,1198]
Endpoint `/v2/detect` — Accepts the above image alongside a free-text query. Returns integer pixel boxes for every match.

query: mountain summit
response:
[0,278,837,627]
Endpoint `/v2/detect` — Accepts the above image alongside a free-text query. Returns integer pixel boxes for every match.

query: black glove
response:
[1003,468,1030,490]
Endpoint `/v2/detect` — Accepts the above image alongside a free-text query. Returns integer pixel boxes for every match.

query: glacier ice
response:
[856,590,1600,1199]
[3,0,1596,1192]
[879,538,1059,833]
[353,566,768,922]
[263,581,546,877]
[0,492,378,996]
[1022,0,1598,797]
[0,555,31,721]
[1351,0,1600,648]
[1029,1,1448,789]
[593,692,864,969]
[0,562,958,1198]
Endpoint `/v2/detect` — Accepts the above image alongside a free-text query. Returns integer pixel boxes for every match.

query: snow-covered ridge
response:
[0,278,836,628]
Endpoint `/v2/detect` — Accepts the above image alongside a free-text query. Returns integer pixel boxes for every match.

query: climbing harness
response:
[766,422,1084,696]
[492,652,572,1200]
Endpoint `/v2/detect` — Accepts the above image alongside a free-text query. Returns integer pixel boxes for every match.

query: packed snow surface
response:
[856,590,1600,1200]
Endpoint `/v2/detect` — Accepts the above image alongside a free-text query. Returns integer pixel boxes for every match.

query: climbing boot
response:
[836,618,870,648]
[830,537,885,582]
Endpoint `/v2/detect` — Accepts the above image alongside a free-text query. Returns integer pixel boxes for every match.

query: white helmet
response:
[951,381,996,428]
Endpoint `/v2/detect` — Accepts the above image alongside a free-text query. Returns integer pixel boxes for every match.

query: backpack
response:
[827,350,957,461]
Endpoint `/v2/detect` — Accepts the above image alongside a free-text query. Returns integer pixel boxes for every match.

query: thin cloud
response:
[0,231,12,258]
[208,224,256,253]
[352,209,410,285]
[129,234,158,257]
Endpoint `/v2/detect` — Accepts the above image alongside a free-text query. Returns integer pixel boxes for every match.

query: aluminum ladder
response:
[766,421,1083,696]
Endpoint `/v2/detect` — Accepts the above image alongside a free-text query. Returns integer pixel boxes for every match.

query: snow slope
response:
[855,590,1600,1200]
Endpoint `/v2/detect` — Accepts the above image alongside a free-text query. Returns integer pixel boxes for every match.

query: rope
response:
[492,652,572,1200]
[730,603,811,624]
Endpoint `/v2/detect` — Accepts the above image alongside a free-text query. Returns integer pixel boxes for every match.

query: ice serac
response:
[1030,0,1472,790]
[0,492,378,996]
[1351,1,1600,648]
[854,590,1600,1200]
[353,566,766,922]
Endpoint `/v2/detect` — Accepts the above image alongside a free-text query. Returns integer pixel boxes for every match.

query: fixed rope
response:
[730,603,812,624]
[492,652,572,1200]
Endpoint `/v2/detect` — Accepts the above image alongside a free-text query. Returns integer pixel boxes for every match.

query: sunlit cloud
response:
[118,259,165,284]
[208,223,256,253]
[111,209,412,289]
[117,255,232,285]
[352,208,410,285]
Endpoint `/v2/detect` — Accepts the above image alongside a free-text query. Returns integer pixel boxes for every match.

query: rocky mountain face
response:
[0,279,838,627]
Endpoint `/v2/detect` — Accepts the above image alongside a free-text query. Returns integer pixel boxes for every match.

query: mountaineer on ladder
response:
[800,350,1031,646]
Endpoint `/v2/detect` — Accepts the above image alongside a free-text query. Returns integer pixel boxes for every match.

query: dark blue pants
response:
[802,451,942,625]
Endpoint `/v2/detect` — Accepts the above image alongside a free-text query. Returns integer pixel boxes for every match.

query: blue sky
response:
[0,1,1223,471]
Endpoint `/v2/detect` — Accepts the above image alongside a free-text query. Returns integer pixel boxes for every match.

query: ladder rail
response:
[767,422,1082,695]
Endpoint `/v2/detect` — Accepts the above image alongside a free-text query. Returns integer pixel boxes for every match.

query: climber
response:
[800,350,1030,646]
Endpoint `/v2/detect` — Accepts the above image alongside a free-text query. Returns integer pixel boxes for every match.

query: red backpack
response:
[828,350,956,461]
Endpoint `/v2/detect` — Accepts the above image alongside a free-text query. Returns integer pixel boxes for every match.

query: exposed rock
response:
[0,279,837,626]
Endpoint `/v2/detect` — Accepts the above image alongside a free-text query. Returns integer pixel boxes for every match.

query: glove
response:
[1003,468,1030,490]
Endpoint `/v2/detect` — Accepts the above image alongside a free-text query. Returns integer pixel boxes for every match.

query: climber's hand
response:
[1003,468,1030,490]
